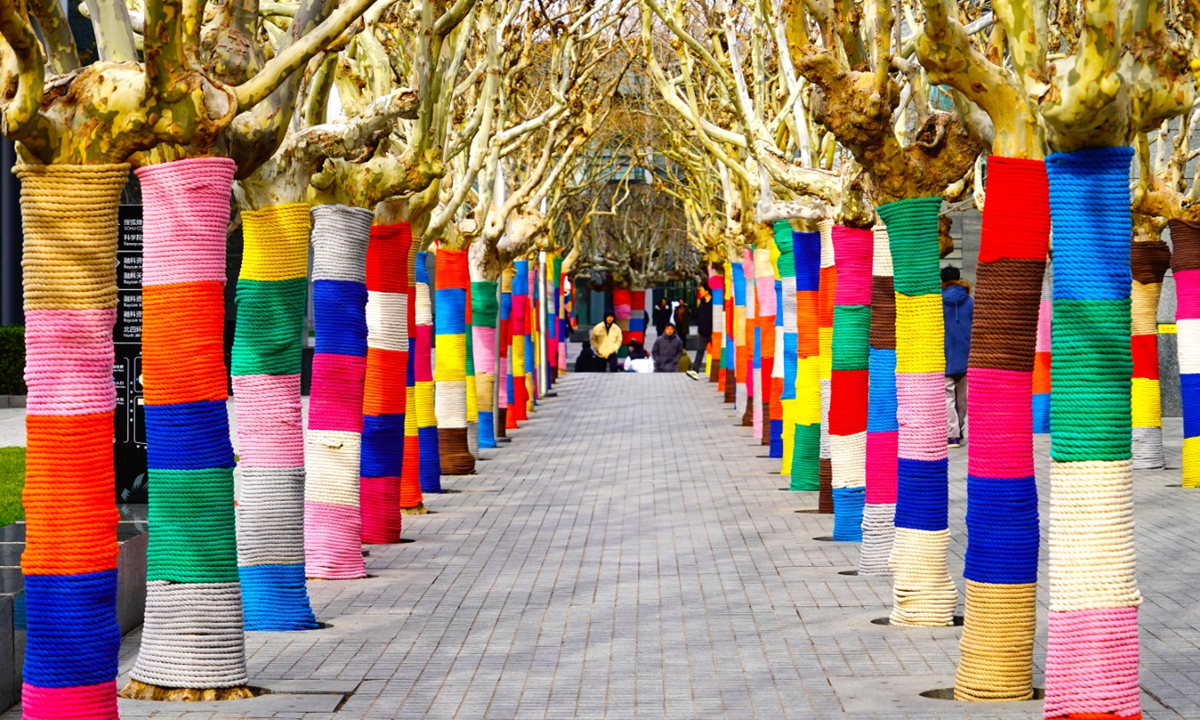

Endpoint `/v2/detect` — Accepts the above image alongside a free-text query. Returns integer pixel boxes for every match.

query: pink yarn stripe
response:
[23,308,116,416]
[1175,268,1200,320]
[360,475,400,543]
[966,368,1034,478]
[757,277,776,317]
[895,371,948,462]
[473,326,497,374]
[614,304,631,321]
[1036,299,1053,351]
[137,158,236,287]
[416,325,434,382]
[308,354,366,433]
[832,226,873,306]
[22,680,118,720]
[1044,606,1141,718]
[865,431,899,504]
[303,501,366,579]
[232,374,304,468]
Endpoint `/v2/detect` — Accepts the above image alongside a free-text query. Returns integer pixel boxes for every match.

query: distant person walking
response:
[591,311,624,373]
[692,285,713,371]
[652,323,685,372]
[653,298,672,336]
[942,266,973,447]
[672,299,691,343]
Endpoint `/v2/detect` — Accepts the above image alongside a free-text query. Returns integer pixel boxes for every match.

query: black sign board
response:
[114,204,146,503]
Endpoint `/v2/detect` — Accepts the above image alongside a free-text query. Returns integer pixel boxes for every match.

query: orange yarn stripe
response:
[142,281,228,405]
[364,347,407,416]
[23,413,119,575]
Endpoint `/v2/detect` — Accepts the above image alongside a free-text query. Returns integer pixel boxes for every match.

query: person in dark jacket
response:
[942,266,973,447]
[672,300,691,343]
[652,324,685,372]
[653,298,672,336]
[692,285,714,370]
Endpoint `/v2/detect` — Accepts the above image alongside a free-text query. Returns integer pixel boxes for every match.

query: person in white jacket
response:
[590,312,624,372]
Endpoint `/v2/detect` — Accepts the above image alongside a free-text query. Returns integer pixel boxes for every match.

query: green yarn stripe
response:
[774,221,796,278]
[832,305,871,370]
[472,281,499,327]
[1050,298,1132,462]
[878,198,943,297]
[147,468,238,583]
[232,277,307,377]
[791,423,821,490]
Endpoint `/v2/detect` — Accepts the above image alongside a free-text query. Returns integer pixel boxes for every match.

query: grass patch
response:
[0,447,24,527]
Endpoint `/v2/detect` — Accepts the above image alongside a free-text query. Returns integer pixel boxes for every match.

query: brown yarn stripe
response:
[1169,219,1200,272]
[967,258,1045,372]
[1130,239,1171,285]
[869,276,896,350]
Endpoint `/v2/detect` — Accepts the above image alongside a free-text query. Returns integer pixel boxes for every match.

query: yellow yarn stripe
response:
[240,203,312,282]
[1130,378,1162,428]
[794,356,822,425]
[818,327,833,379]
[1184,437,1200,488]
[434,334,467,382]
[894,293,944,373]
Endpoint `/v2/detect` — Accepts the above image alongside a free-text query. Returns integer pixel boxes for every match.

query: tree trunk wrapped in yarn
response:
[613,286,632,349]
[817,221,837,514]
[130,157,251,689]
[17,163,127,718]
[755,248,775,445]
[498,268,513,436]
[302,204,371,579]
[465,280,479,456]
[830,226,873,542]
[879,196,958,627]
[526,264,539,410]
[232,203,319,629]
[1129,240,1171,470]
[415,251,441,492]
[360,222,411,543]
[732,259,749,416]
[550,255,562,383]
[723,263,737,403]
[1043,147,1141,719]
[399,235,425,514]
[472,280,499,449]
[792,227,823,491]
[738,253,756,425]
[859,224,898,576]
[435,248,476,475]
[1170,219,1200,488]
[776,228,799,478]
[509,260,530,426]
[709,270,724,382]
[1032,262,1053,433]
[769,239,785,458]
[954,157,1050,702]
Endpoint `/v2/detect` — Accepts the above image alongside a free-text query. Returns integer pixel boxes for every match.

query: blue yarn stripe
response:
[963,475,1039,584]
[832,488,865,541]
[867,347,898,432]
[415,252,430,285]
[478,411,497,449]
[769,420,784,458]
[1032,393,1051,434]
[794,232,821,291]
[23,570,120,687]
[754,327,761,368]
[500,293,512,320]
[1182,374,1200,438]
[893,457,949,531]
[312,280,368,356]
[513,262,529,294]
[145,400,236,470]
[781,334,798,400]
[239,564,318,631]
[774,281,783,322]
[435,288,467,335]
[418,426,442,493]
[361,414,405,477]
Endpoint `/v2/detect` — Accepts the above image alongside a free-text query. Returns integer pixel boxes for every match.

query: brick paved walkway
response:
[11,372,1200,719]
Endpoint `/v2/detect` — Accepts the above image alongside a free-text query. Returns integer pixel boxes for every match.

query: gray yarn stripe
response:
[130,581,249,688]
[467,421,479,455]
[311,204,372,283]
[1132,426,1165,470]
[237,467,305,566]
[858,503,896,576]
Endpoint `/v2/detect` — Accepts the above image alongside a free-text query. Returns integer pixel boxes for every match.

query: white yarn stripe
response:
[1132,426,1164,470]
[771,327,785,379]
[888,527,958,626]
[304,429,362,507]
[872,225,893,277]
[819,379,831,459]
[130,581,249,688]
[309,205,372,283]
[1048,459,1141,612]
[1177,319,1200,374]
[236,467,305,567]
[416,280,432,326]
[781,278,798,329]
[366,290,409,351]
[435,381,468,427]
[467,420,479,455]
[830,431,867,489]
[858,503,895,576]
[818,219,835,268]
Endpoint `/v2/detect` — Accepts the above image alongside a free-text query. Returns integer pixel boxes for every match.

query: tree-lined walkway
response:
[16,373,1199,719]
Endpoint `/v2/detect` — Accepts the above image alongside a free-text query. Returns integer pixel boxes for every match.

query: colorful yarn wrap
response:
[415,252,441,492]
[17,163,127,718]
[1130,239,1171,470]
[498,268,513,436]
[557,259,569,375]
[879,196,958,627]
[465,278,479,455]
[954,157,1049,701]
[550,255,562,382]
[399,236,424,510]
[709,270,725,382]
[1044,147,1141,719]
[829,226,872,541]
[525,265,538,411]
[508,261,529,426]
[817,221,837,513]
[755,248,775,445]
[131,157,249,687]
[1171,219,1200,488]
[744,250,759,429]
[1033,262,1053,433]
[360,221,411,542]
[613,287,632,348]
[435,248,476,475]
[776,227,799,477]
[231,203,318,629]
[859,224,898,576]
[472,279,499,449]
[723,263,737,403]
[770,237,785,458]
[303,204,371,579]
[792,227,823,490]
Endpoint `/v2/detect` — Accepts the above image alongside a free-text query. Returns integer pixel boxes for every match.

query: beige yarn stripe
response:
[366,291,409,351]
[304,430,363,507]
[888,527,958,626]
[435,381,468,427]
[830,432,867,489]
